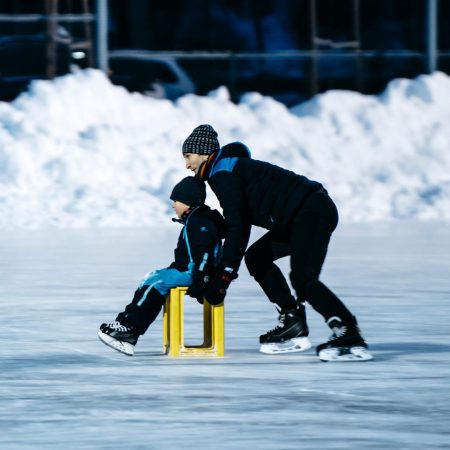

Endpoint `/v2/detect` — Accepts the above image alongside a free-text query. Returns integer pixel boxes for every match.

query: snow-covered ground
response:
[0,223,449,449]
[0,70,450,228]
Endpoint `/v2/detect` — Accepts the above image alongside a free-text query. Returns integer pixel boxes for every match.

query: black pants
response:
[244,190,353,323]
[116,286,166,335]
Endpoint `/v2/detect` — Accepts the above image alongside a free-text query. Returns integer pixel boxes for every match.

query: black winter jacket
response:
[169,205,225,279]
[199,142,323,270]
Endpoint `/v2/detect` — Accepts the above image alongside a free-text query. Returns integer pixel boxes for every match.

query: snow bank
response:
[0,69,449,229]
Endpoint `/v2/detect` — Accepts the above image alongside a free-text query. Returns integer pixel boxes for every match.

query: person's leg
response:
[289,192,354,322]
[246,231,310,353]
[117,268,192,335]
[245,231,297,309]
[289,199,372,360]
[116,285,166,335]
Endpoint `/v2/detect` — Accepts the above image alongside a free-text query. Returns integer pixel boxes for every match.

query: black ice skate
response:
[316,316,373,362]
[98,321,139,356]
[99,321,117,332]
[259,304,311,354]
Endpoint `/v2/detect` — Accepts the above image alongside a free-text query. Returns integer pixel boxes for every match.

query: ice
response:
[1,222,449,449]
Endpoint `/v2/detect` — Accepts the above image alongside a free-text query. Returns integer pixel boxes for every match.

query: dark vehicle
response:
[0,34,71,101]
[108,50,195,100]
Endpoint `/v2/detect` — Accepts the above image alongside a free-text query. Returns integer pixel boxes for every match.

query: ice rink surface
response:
[1,222,449,449]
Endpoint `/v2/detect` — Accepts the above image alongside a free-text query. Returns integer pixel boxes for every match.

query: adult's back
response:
[226,146,322,230]
[206,142,322,267]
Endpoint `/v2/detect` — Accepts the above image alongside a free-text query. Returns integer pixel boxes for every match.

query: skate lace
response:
[266,308,286,334]
[108,321,130,332]
[328,325,347,341]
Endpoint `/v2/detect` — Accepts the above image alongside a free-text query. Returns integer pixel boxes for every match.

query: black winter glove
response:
[204,269,238,305]
[186,273,207,304]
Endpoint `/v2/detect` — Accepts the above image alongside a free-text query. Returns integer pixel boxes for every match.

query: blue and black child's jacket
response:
[169,205,225,284]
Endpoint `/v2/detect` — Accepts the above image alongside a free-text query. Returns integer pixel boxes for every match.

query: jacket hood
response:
[219,142,251,159]
[198,142,250,181]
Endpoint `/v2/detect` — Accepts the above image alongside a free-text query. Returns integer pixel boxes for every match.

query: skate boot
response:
[259,303,311,354]
[98,321,139,356]
[316,316,373,362]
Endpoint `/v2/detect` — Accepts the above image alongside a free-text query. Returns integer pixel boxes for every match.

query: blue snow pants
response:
[116,266,193,335]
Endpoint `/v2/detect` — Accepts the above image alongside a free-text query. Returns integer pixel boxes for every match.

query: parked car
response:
[0,34,71,101]
[108,50,196,100]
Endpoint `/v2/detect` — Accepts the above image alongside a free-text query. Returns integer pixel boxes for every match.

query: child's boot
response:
[98,321,139,356]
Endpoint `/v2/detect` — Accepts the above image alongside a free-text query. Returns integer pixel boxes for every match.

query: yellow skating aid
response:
[163,287,224,357]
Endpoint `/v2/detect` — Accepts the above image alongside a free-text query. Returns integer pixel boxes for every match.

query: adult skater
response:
[181,124,372,362]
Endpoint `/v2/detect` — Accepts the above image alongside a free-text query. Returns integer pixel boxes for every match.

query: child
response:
[98,176,224,356]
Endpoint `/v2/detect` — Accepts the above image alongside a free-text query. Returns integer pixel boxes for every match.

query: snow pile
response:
[0,69,449,229]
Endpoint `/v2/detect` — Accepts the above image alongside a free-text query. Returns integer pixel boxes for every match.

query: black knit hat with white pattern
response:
[182,124,220,155]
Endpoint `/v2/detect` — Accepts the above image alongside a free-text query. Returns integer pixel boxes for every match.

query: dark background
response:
[1,0,449,104]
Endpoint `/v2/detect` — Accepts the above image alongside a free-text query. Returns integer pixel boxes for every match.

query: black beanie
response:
[182,124,220,155]
[170,176,206,207]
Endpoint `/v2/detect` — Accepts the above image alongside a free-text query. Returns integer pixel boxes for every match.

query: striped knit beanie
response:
[182,124,220,155]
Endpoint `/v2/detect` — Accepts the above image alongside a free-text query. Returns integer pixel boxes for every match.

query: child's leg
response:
[117,285,166,335]
[116,268,193,335]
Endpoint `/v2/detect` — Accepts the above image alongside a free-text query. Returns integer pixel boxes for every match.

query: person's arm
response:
[167,230,184,270]
[203,172,250,305]
[209,171,251,272]
[184,214,220,301]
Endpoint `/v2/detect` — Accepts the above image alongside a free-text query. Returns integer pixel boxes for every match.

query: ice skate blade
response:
[318,346,373,362]
[260,337,311,354]
[98,331,134,356]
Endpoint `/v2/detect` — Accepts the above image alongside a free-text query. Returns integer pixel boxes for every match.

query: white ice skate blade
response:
[260,337,312,354]
[98,331,134,356]
[318,346,373,362]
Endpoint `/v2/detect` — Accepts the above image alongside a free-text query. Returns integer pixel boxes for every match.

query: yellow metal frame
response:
[163,287,224,357]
